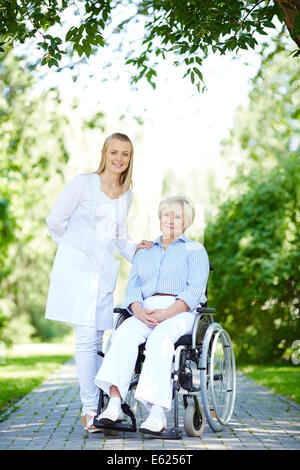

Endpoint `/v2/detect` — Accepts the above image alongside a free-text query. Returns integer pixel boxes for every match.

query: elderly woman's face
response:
[160,205,184,239]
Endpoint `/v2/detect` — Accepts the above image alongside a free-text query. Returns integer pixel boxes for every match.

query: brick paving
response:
[0,357,299,451]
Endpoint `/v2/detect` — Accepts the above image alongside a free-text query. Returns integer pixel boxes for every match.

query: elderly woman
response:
[94,195,210,434]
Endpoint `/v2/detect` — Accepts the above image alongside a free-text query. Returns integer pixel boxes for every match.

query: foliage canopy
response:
[0,52,71,344]
[204,49,300,362]
[0,1,299,89]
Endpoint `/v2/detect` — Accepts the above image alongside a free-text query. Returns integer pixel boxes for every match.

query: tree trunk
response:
[275,0,300,48]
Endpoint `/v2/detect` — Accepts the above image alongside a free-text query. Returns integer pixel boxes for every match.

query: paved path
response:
[0,358,299,451]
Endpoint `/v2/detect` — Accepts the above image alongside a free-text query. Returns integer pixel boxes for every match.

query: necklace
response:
[161,239,173,248]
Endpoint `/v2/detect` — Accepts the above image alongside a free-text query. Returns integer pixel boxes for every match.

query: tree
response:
[222,35,300,172]
[276,0,300,45]
[0,1,299,90]
[0,51,71,344]
[204,49,300,362]
[205,158,299,363]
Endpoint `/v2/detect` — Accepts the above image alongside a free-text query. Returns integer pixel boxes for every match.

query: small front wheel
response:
[184,403,205,437]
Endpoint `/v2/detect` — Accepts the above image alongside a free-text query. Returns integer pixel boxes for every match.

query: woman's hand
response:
[135,240,153,253]
[150,308,169,324]
[150,300,189,324]
[130,302,158,328]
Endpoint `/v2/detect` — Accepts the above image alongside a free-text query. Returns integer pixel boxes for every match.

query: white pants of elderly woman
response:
[94,295,197,411]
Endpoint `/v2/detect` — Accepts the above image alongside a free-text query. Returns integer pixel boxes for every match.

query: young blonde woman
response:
[45,132,152,432]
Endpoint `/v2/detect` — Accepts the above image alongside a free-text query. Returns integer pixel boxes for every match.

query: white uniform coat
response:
[45,173,137,329]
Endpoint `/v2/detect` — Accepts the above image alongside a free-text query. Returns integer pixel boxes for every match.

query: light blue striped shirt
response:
[125,233,210,312]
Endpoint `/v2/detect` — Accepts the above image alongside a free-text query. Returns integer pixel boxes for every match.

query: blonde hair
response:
[96,132,134,194]
[158,195,195,231]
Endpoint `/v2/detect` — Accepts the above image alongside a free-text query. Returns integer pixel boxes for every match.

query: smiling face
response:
[103,138,132,175]
[160,204,185,240]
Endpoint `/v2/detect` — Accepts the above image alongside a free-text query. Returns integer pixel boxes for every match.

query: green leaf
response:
[193,67,203,80]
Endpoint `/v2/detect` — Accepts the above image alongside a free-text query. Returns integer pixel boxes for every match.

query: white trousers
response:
[94,296,197,411]
[74,325,104,414]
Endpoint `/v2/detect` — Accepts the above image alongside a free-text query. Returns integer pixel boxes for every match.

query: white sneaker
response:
[96,399,123,426]
[140,405,167,434]
[97,407,123,425]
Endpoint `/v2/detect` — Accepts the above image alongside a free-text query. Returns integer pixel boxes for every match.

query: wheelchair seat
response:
[113,307,200,351]
[113,306,203,350]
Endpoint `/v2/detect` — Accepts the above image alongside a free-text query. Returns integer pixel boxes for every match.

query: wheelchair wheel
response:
[200,323,236,432]
[184,403,205,437]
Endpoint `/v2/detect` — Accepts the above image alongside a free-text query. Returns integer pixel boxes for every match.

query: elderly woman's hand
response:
[150,309,169,323]
[130,302,158,328]
[135,240,153,253]
[151,300,189,323]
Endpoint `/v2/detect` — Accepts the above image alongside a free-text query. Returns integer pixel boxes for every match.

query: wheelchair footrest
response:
[141,427,182,440]
[93,402,137,433]
[93,420,137,433]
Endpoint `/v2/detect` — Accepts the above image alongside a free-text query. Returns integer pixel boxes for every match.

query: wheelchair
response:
[93,265,236,439]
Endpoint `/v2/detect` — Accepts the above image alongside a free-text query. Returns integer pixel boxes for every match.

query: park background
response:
[0,1,299,415]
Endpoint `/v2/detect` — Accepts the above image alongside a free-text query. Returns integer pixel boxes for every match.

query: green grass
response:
[239,364,300,406]
[0,342,74,417]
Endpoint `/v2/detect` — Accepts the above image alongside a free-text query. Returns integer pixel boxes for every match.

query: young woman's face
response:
[104,138,132,175]
[160,205,185,239]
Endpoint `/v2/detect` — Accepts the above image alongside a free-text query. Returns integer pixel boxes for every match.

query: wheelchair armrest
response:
[114,307,130,314]
[114,306,216,315]
[113,308,132,329]
[196,307,216,314]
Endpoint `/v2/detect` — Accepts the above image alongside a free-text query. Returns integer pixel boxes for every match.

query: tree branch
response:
[274,0,300,48]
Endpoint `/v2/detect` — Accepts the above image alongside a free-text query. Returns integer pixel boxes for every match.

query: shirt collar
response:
[153,232,189,246]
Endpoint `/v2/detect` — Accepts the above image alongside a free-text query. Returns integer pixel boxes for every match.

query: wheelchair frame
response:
[93,266,236,439]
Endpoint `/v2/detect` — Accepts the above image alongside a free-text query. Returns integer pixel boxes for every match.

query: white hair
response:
[158,195,195,231]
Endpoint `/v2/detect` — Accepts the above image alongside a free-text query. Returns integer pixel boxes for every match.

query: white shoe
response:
[140,416,167,434]
[96,406,123,426]
[140,406,167,434]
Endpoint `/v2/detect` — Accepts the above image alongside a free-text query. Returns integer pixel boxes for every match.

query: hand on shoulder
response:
[136,239,153,252]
